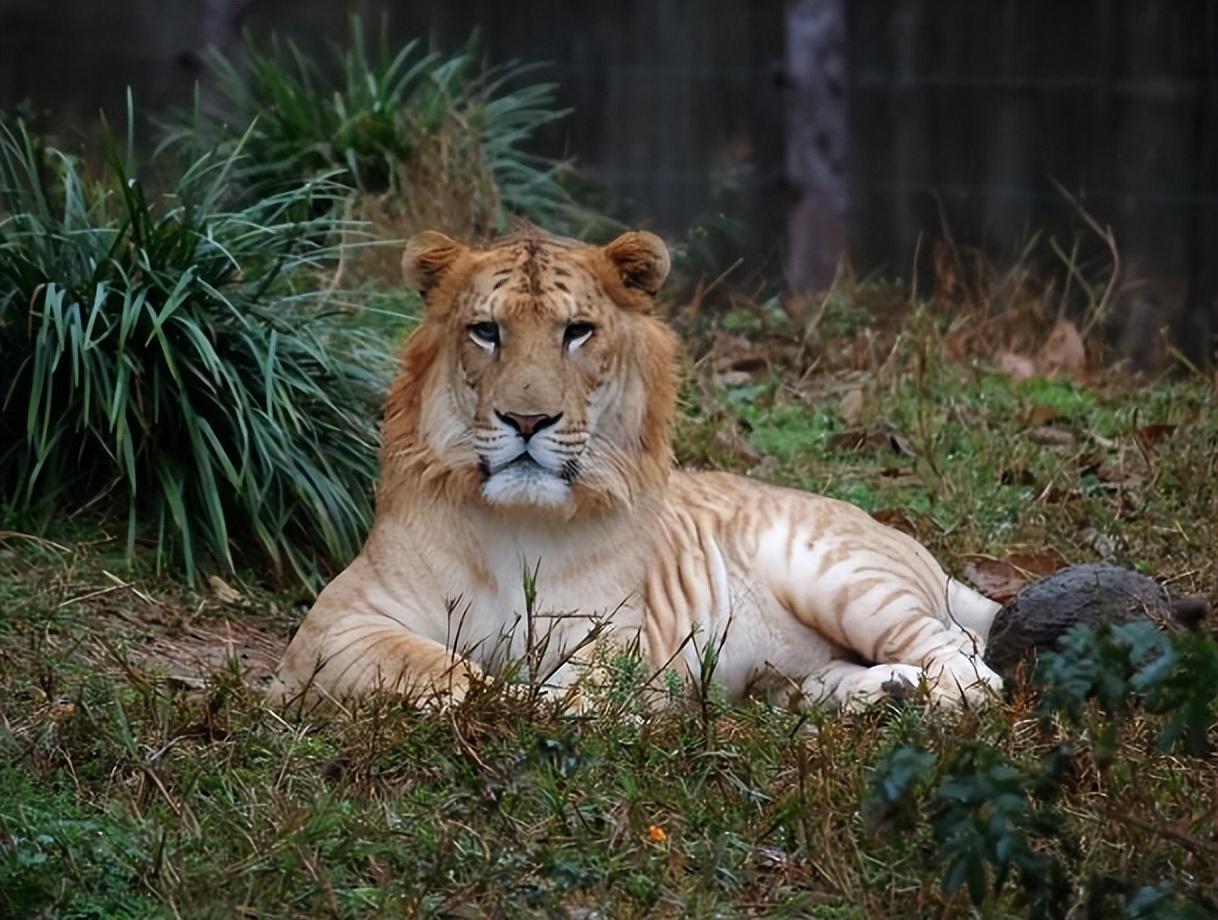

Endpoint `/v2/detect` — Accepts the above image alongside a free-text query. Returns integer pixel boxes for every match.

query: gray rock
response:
[983,563,1208,680]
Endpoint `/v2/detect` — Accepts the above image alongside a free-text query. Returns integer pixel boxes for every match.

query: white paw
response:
[922,655,1004,708]
[839,664,927,711]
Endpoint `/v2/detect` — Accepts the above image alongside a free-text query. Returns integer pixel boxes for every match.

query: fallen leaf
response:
[870,508,927,536]
[828,427,917,458]
[1024,403,1059,426]
[1025,426,1076,448]
[1000,467,1037,487]
[713,333,770,375]
[962,559,1026,602]
[1079,527,1119,560]
[1036,485,1085,506]
[207,575,243,605]
[963,552,1066,602]
[1075,452,1103,476]
[838,388,865,425]
[1000,352,1036,380]
[1036,320,1086,380]
[1135,423,1177,449]
[714,370,755,388]
[885,429,918,458]
[1097,454,1150,489]
[754,845,794,872]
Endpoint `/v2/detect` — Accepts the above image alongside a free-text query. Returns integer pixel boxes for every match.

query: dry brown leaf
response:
[963,552,1066,603]
[999,352,1036,380]
[838,388,865,425]
[1007,551,1069,576]
[828,427,917,458]
[1096,456,1149,489]
[712,333,770,376]
[870,508,928,537]
[1026,426,1076,448]
[1037,485,1085,506]
[1036,320,1086,380]
[1024,403,1059,426]
[1135,423,1177,449]
[885,430,917,458]
[207,575,243,606]
[1079,527,1119,560]
[714,370,756,388]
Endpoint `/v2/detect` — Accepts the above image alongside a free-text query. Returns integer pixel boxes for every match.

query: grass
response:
[2,296,1215,917]
[0,112,393,587]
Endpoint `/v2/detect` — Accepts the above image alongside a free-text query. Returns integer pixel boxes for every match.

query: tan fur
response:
[271,228,1003,711]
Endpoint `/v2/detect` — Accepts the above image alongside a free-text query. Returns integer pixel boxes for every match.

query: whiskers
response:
[575,437,648,506]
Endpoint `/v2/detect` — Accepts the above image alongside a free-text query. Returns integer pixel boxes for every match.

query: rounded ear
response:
[603,231,670,296]
[403,231,466,293]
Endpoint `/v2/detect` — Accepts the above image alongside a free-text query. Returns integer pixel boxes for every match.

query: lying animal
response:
[270,228,1003,711]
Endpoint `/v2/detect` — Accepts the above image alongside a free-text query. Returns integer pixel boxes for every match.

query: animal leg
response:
[269,556,483,709]
[759,519,1002,708]
[855,604,1002,706]
[269,616,483,709]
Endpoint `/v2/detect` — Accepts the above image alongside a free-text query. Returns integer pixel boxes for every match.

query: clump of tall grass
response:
[0,114,388,585]
[161,18,582,239]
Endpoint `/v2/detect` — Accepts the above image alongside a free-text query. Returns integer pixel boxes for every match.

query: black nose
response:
[496,410,562,440]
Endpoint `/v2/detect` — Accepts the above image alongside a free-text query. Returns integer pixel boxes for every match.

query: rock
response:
[983,563,1208,680]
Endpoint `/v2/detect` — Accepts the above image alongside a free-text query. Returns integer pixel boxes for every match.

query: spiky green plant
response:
[161,17,582,234]
[0,114,389,585]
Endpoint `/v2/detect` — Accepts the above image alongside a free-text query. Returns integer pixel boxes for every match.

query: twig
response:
[1097,804,1218,859]
[0,530,69,552]
[1051,179,1121,336]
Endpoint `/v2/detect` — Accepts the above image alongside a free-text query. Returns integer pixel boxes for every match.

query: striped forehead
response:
[463,239,596,319]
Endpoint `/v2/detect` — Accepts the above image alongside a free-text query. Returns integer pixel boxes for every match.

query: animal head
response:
[382,227,679,518]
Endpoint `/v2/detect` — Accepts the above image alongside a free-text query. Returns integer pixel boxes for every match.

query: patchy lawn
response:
[2,305,1216,918]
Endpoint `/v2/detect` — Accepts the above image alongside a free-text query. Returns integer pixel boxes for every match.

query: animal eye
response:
[563,321,595,350]
[468,321,500,348]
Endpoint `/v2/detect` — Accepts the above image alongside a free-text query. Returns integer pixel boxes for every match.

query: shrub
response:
[862,624,1218,916]
[161,17,582,238]
[0,113,389,585]
[1038,620,1218,757]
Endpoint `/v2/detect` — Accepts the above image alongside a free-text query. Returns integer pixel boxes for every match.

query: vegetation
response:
[1,24,1215,920]
[2,297,1215,916]
[161,17,583,240]
[0,113,390,586]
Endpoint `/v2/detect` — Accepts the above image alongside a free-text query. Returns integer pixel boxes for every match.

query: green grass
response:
[2,306,1215,917]
[677,327,1216,580]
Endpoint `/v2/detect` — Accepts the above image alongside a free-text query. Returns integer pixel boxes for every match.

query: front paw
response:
[923,655,1004,708]
[840,664,927,711]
